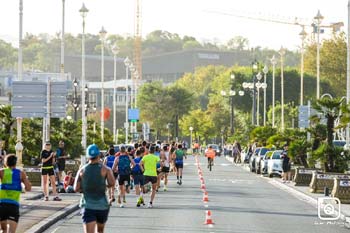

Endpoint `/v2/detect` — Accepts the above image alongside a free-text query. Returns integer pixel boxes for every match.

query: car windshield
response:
[254,148,261,155]
[260,148,269,156]
[272,151,282,159]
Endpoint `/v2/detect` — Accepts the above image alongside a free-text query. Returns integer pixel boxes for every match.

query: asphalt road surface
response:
[45,156,350,233]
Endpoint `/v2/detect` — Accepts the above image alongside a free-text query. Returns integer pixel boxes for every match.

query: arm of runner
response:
[103,157,107,166]
[140,160,145,173]
[112,157,119,173]
[21,171,32,192]
[129,156,136,166]
[105,167,115,188]
[74,168,83,193]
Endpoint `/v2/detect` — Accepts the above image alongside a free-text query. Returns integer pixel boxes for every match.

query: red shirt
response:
[63,175,74,189]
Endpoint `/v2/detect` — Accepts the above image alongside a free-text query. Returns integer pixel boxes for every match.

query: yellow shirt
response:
[142,154,160,177]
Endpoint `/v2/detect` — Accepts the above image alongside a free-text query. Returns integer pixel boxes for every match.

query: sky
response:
[0,0,349,50]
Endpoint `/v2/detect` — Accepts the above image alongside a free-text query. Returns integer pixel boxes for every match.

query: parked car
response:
[254,147,270,174]
[205,144,221,156]
[267,150,283,178]
[260,151,273,174]
[249,147,261,172]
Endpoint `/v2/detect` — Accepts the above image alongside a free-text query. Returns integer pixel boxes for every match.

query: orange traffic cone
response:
[204,210,214,225]
[203,192,209,202]
[200,177,204,182]
[201,183,206,190]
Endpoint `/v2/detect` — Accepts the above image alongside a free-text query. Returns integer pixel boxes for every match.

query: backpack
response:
[118,155,131,175]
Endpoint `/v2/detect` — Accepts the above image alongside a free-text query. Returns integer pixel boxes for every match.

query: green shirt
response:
[142,154,160,177]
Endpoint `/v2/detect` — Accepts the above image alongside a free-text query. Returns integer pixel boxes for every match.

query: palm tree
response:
[0,105,15,151]
[312,97,344,171]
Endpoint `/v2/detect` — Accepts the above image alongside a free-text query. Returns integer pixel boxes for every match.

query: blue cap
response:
[86,144,100,158]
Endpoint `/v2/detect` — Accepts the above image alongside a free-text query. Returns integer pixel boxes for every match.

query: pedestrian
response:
[63,171,75,193]
[112,146,135,208]
[0,154,31,233]
[281,144,291,183]
[74,144,115,233]
[140,145,160,208]
[175,144,187,185]
[56,140,68,185]
[132,149,145,207]
[103,147,117,205]
[0,141,6,168]
[41,141,61,201]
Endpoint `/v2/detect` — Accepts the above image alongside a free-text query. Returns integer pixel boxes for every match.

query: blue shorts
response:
[133,174,144,186]
[82,208,109,224]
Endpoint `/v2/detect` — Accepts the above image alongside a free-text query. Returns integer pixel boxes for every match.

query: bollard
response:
[324,187,330,196]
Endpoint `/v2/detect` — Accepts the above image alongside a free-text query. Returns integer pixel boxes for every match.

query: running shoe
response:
[119,203,124,208]
[147,203,153,208]
[140,196,145,206]
[53,196,62,201]
[163,186,167,191]
[179,180,182,185]
[44,196,49,201]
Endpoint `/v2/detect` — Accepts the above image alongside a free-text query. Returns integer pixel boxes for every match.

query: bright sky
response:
[0,0,348,50]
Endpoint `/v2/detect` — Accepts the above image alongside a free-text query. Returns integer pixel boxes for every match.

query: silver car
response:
[267,150,283,178]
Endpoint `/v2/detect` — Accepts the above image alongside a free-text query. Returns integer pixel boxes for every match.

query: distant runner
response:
[175,144,187,185]
[132,150,145,207]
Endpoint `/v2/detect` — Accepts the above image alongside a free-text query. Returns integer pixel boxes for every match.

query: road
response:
[45,155,349,233]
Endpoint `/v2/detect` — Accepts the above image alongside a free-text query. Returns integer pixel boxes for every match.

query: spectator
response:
[281,144,291,183]
[56,140,68,185]
[0,141,6,168]
[63,171,75,193]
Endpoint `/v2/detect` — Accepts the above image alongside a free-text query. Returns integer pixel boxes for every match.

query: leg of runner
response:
[163,172,168,191]
[118,184,125,207]
[50,175,61,201]
[83,221,96,233]
[97,223,106,233]
[149,182,157,208]
[178,168,183,185]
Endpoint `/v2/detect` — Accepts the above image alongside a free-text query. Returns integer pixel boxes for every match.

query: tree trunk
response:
[299,154,309,168]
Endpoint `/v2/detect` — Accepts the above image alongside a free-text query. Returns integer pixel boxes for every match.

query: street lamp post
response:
[270,55,277,127]
[252,61,258,125]
[347,0,350,149]
[256,72,263,126]
[263,65,268,126]
[124,57,131,143]
[189,126,193,152]
[72,79,79,121]
[99,26,107,142]
[61,0,65,79]
[314,10,324,99]
[279,47,286,130]
[79,3,88,165]
[112,45,119,144]
[299,27,307,106]
[221,87,244,133]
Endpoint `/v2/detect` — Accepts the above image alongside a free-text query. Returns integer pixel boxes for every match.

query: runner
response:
[154,146,161,192]
[0,154,31,233]
[56,140,68,185]
[193,141,200,155]
[112,146,135,208]
[103,147,117,204]
[159,145,170,191]
[205,145,216,169]
[132,149,145,207]
[41,141,61,201]
[140,146,160,208]
[74,144,115,233]
[175,144,187,185]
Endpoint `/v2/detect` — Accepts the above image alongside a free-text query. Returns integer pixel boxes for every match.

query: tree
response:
[304,33,347,96]
[227,36,249,51]
[0,105,15,152]
[250,126,277,146]
[312,97,344,171]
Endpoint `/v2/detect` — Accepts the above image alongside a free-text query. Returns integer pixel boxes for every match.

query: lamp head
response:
[79,3,89,18]
[99,26,107,40]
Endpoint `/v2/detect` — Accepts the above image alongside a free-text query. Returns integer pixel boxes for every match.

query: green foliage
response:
[0,105,15,151]
[304,32,347,97]
[310,143,348,172]
[289,138,310,167]
[250,126,277,146]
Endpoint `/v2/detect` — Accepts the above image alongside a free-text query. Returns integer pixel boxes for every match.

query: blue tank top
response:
[106,155,115,169]
[155,152,161,169]
[118,155,131,175]
[132,157,142,174]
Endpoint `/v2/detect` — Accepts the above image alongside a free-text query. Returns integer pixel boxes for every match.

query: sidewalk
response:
[17,186,80,233]
[225,156,350,223]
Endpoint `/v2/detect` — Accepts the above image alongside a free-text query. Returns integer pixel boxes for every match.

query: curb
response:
[24,193,44,201]
[25,202,79,233]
